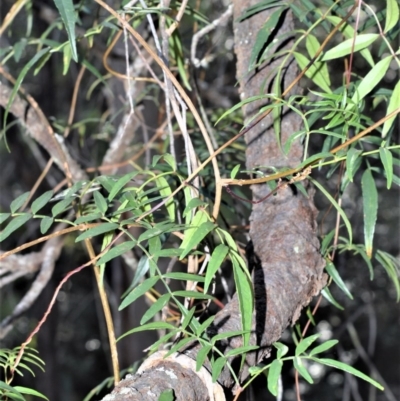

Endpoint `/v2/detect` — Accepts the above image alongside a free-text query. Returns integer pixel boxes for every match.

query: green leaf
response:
[183,198,208,218]
[322,34,379,61]
[348,56,392,109]
[225,345,259,357]
[74,212,102,224]
[384,0,399,33]
[31,190,54,214]
[309,340,338,356]
[163,153,176,171]
[180,307,196,331]
[93,191,108,215]
[314,358,384,390]
[196,344,212,371]
[361,169,378,258]
[96,240,136,266]
[305,34,330,87]
[13,386,48,400]
[375,250,400,301]
[294,52,331,93]
[325,261,353,299]
[172,291,213,300]
[130,255,150,290]
[75,222,119,242]
[140,293,170,325]
[108,171,138,201]
[205,244,229,292]
[51,197,74,217]
[267,359,283,396]
[158,389,174,401]
[10,192,30,213]
[273,342,289,359]
[117,322,175,341]
[119,276,159,311]
[155,176,175,221]
[230,164,241,179]
[0,213,32,242]
[211,356,226,382]
[196,315,215,337]
[53,0,78,62]
[138,222,177,243]
[3,48,50,134]
[310,178,352,243]
[0,213,10,225]
[293,357,313,384]
[180,221,216,260]
[163,272,205,282]
[40,216,53,234]
[295,334,320,356]
[321,287,344,310]
[345,148,362,182]
[249,7,285,69]
[232,254,253,348]
[382,80,400,138]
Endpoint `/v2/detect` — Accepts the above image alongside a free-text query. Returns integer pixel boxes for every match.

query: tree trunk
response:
[102,1,326,400]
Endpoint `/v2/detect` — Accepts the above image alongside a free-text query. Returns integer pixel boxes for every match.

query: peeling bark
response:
[102,1,326,399]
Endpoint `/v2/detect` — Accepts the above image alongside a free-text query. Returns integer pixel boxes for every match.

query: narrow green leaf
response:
[0,213,11,225]
[230,164,241,179]
[346,148,362,182]
[163,153,176,171]
[293,357,313,384]
[138,222,176,243]
[13,386,48,400]
[325,261,353,299]
[181,307,196,331]
[314,358,384,390]
[51,197,74,217]
[4,48,50,133]
[130,255,150,290]
[196,315,215,337]
[249,7,285,69]
[321,287,344,310]
[196,345,212,371]
[310,178,352,243]
[225,345,259,357]
[295,334,320,356]
[158,389,174,401]
[180,221,216,260]
[119,276,159,311]
[10,192,30,213]
[232,255,253,348]
[361,169,378,258]
[309,340,338,356]
[384,0,399,33]
[140,293,170,325]
[96,240,136,266]
[74,212,102,224]
[211,356,226,382]
[375,250,400,301]
[75,222,118,242]
[382,80,400,138]
[53,0,78,61]
[31,190,54,214]
[273,342,289,359]
[348,56,392,108]
[294,52,331,93]
[183,198,208,218]
[117,322,175,341]
[108,171,138,201]
[322,34,379,61]
[93,191,108,215]
[163,272,205,282]
[40,216,53,234]
[156,176,175,221]
[205,244,229,292]
[172,291,213,300]
[148,331,177,353]
[267,359,283,396]
[0,214,32,242]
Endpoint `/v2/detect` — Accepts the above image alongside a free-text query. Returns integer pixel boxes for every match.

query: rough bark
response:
[102,1,326,399]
